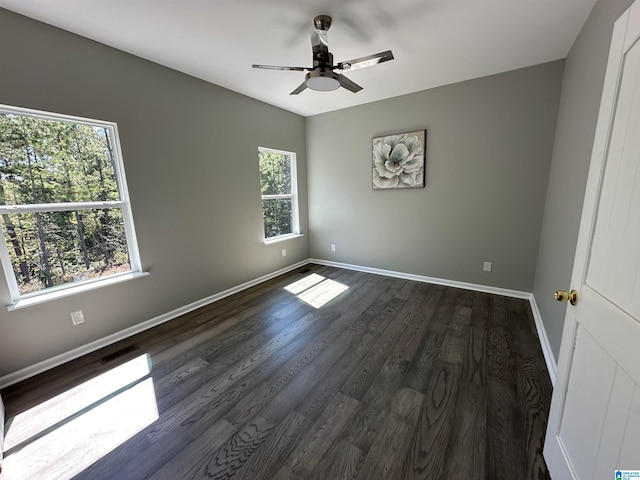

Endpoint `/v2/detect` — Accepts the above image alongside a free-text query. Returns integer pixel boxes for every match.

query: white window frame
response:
[0,104,146,310]
[258,147,300,243]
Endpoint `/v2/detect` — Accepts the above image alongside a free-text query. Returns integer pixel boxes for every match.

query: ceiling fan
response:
[252,15,394,95]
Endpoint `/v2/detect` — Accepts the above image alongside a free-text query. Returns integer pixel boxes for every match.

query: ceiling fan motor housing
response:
[313,15,332,31]
[313,48,333,69]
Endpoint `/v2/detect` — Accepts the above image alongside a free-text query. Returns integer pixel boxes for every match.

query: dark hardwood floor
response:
[0,264,552,480]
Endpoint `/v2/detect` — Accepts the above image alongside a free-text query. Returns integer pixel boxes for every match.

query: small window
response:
[258,147,299,241]
[0,104,143,305]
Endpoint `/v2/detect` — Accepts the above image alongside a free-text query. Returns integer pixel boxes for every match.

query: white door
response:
[544,2,640,478]
[0,393,4,475]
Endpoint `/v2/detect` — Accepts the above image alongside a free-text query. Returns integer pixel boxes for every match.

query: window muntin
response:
[258,148,299,240]
[0,105,142,302]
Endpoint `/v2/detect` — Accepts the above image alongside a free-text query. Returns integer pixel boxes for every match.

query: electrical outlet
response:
[483,261,492,272]
[331,244,336,252]
[70,310,85,325]
[282,249,287,257]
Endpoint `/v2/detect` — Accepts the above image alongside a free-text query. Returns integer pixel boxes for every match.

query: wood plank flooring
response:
[0,264,553,480]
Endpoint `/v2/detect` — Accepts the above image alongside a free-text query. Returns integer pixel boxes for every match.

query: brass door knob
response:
[555,289,578,305]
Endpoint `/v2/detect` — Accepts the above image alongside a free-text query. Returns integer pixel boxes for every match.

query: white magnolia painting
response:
[372,130,426,189]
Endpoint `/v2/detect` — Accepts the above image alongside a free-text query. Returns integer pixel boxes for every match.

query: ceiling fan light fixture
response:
[305,70,340,91]
[253,15,393,95]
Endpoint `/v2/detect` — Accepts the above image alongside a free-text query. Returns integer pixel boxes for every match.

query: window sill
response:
[7,271,150,311]
[263,233,304,245]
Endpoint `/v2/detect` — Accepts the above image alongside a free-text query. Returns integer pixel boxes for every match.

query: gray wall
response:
[533,0,634,360]
[306,62,563,292]
[0,9,308,378]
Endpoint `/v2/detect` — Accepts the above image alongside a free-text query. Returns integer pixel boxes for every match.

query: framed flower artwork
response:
[372,130,426,189]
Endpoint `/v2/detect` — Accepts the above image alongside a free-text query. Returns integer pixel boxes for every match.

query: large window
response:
[0,105,143,306]
[258,147,299,241]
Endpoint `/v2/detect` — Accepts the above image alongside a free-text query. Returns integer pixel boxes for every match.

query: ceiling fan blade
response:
[290,81,308,95]
[252,64,309,72]
[338,74,362,93]
[337,50,394,71]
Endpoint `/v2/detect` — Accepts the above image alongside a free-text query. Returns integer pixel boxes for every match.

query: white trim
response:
[7,271,149,311]
[0,223,20,300]
[309,258,531,299]
[261,194,293,200]
[259,147,300,240]
[0,260,308,389]
[110,120,143,273]
[0,392,4,474]
[263,233,304,245]
[0,104,144,304]
[528,294,558,385]
[0,201,124,214]
[257,146,296,157]
[0,103,120,129]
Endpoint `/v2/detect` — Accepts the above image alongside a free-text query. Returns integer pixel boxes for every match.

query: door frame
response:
[0,392,4,477]
[543,2,639,477]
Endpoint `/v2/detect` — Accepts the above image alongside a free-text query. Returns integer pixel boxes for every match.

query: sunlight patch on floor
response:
[285,273,349,308]
[284,273,325,294]
[3,356,159,480]
[4,354,151,450]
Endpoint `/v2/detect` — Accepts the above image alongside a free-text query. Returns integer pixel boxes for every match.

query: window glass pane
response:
[259,150,291,195]
[2,208,130,295]
[262,198,292,239]
[0,113,120,205]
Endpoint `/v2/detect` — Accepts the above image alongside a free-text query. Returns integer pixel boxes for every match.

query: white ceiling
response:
[0,0,597,117]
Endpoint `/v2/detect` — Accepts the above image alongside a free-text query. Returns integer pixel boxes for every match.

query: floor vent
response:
[101,344,139,363]
[299,268,311,273]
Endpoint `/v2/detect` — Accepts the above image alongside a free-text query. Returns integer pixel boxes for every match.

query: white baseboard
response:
[310,258,531,299]
[0,258,557,390]
[0,260,309,389]
[528,294,558,385]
